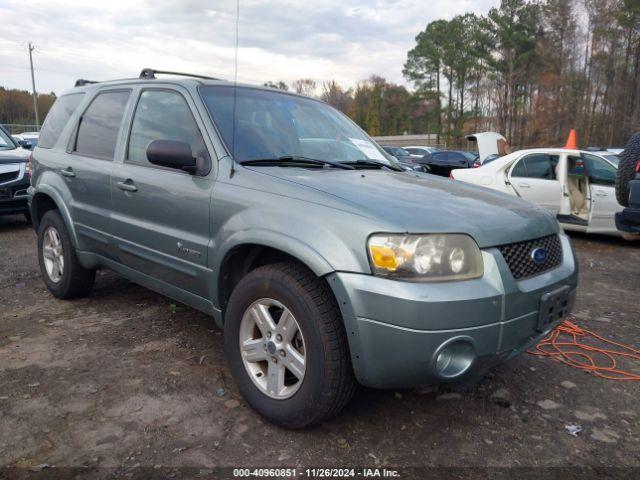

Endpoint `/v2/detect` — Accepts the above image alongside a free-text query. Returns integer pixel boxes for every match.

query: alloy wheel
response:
[239,298,306,399]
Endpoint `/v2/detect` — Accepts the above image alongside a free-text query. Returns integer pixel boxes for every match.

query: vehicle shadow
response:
[0,214,31,233]
[565,230,639,248]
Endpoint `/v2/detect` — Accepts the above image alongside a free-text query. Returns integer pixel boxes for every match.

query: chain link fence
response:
[1,124,41,135]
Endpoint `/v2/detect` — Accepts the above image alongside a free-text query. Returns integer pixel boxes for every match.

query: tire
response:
[224,262,356,428]
[616,132,640,207]
[37,210,95,299]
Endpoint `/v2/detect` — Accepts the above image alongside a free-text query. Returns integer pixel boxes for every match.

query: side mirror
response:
[18,140,31,150]
[146,139,197,174]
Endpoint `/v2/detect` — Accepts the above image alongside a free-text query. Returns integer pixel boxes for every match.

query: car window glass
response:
[38,93,85,149]
[583,154,616,186]
[511,158,527,177]
[127,90,206,166]
[434,152,448,161]
[200,86,394,166]
[75,91,130,160]
[524,154,552,179]
[513,154,558,179]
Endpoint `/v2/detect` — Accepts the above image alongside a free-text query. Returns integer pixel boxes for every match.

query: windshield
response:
[0,127,17,151]
[200,86,396,167]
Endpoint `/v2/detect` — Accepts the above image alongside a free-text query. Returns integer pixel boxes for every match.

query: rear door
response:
[508,153,562,213]
[110,87,214,297]
[583,153,621,234]
[65,89,132,258]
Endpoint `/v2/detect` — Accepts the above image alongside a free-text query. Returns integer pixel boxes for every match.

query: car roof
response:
[62,74,314,102]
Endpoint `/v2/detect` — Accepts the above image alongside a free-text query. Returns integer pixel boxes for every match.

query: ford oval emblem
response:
[531,247,549,264]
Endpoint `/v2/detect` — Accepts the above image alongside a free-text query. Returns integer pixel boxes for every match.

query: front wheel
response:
[224,263,356,428]
[37,210,95,299]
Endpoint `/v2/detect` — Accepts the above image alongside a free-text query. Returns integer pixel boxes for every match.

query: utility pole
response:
[28,42,40,126]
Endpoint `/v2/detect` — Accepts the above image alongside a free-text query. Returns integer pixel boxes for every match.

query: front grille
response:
[497,234,562,280]
[0,171,19,184]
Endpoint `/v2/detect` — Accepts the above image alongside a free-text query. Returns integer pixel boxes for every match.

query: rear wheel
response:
[616,132,640,206]
[37,210,95,298]
[224,262,356,428]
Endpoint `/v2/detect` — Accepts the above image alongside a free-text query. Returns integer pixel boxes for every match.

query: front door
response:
[583,153,621,234]
[508,153,562,214]
[110,88,214,297]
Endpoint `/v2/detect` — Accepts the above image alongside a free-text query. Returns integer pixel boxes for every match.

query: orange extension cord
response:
[528,319,640,381]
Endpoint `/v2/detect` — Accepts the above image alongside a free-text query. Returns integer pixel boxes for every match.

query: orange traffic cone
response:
[564,129,578,149]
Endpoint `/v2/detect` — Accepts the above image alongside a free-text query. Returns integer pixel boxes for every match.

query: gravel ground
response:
[0,214,639,478]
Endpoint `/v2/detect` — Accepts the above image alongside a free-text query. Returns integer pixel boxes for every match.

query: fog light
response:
[433,340,476,378]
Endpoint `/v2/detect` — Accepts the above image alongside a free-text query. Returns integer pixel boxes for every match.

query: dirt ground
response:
[1,214,639,478]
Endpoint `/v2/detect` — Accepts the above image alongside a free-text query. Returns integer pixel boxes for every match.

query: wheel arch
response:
[30,187,79,248]
[214,233,336,322]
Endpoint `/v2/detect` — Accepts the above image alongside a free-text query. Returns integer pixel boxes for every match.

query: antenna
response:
[230,0,240,177]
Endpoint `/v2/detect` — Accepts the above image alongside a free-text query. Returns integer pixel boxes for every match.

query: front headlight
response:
[367,234,483,281]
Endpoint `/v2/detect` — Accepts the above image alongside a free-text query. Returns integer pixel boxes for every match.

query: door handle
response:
[595,191,607,197]
[60,167,76,178]
[517,182,531,188]
[117,180,138,192]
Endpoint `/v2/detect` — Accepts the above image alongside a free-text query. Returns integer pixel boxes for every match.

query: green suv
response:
[28,70,578,428]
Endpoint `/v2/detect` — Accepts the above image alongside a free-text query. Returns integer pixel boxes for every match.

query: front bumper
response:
[328,233,578,388]
[0,163,30,215]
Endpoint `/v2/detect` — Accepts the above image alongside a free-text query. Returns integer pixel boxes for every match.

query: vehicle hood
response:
[0,147,30,164]
[255,168,558,248]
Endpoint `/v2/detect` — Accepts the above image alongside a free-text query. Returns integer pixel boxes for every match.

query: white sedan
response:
[450,148,623,236]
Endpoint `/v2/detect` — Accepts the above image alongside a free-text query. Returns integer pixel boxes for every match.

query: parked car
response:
[451,148,623,236]
[417,150,478,177]
[615,133,640,234]
[29,70,577,428]
[0,124,32,221]
[381,146,429,172]
[12,132,39,150]
[403,145,441,158]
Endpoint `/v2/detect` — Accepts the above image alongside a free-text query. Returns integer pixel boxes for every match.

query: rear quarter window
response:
[38,93,85,149]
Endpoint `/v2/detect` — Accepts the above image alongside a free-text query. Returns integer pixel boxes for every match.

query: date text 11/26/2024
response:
[233,468,401,478]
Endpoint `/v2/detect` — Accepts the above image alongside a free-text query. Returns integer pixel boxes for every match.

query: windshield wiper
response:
[239,156,355,170]
[339,159,403,171]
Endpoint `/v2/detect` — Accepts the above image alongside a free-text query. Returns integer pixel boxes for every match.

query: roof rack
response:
[139,68,220,81]
[74,79,100,87]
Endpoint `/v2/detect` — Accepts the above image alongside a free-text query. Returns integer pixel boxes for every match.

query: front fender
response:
[213,228,335,278]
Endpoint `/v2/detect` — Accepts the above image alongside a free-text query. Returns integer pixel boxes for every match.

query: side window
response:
[433,152,448,161]
[511,158,527,177]
[513,154,558,179]
[75,91,130,160]
[127,90,206,167]
[38,93,85,149]
[583,154,616,186]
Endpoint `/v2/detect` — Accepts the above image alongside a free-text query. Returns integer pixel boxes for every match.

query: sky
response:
[0,0,498,96]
